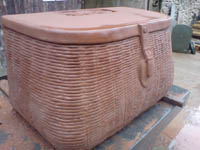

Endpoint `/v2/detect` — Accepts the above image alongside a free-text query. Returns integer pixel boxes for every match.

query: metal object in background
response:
[189,41,196,55]
[147,0,162,12]
[170,4,177,32]
[0,85,190,150]
[172,24,193,53]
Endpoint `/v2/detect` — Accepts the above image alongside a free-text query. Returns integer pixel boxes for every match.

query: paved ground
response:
[153,52,200,150]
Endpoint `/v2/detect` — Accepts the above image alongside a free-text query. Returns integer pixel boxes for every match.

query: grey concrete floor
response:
[153,52,200,150]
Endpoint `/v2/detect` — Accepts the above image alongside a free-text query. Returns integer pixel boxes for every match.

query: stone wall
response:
[161,0,200,25]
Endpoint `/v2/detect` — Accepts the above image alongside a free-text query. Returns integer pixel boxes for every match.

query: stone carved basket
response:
[2,7,174,150]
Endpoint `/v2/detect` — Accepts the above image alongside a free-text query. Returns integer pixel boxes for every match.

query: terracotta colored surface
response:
[3,7,174,150]
[2,7,170,44]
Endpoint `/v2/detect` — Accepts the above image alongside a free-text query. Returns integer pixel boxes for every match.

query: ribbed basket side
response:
[3,27,173,150]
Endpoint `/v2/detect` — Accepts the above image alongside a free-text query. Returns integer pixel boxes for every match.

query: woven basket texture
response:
[3,27,174,150]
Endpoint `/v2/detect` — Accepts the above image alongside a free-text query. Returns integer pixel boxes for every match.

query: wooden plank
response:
[32,0,38,12]
[1,0,80,15]
[120,0,147,9]
[13,0,25,14]
[13,0,19,13]
[23,0,28,13]
[33,0,40,12]
[162,85,190,107]
[0,0,7,25]
[25,0,33,13]
[0,0,82,79]
[102,0,116,7]
[42,0,48,12]
[84,0,147,9]
[84,0,98,8]
[6,0,16,14]
[47,1,55,11]
[56,1,65,11]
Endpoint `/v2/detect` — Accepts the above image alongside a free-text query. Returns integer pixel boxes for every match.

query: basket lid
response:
[2,7,170,44]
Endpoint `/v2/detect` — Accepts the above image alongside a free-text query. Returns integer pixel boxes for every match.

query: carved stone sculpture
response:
[2,7,174,150]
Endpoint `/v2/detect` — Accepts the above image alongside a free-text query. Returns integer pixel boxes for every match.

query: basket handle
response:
[138,24,154,88]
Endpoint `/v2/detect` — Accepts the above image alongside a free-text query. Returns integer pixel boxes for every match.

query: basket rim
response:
[2,7,171,44]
